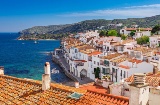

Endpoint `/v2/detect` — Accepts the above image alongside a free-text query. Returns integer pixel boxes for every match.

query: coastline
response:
[37,39,56,41]
[17,38,57,41]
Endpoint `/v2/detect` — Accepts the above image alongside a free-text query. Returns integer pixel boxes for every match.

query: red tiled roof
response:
[0,75,129,105]
[125,28,152,31]
[80,84,108,94]
[128,59,142,64]
[74,60,87,62]
[125,73,160,87]
[119,65,130,69]
[88,51,102,56]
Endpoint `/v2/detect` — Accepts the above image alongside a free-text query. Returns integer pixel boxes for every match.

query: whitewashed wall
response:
[149,88,160,105]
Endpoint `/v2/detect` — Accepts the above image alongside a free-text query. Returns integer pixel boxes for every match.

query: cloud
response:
[125,4,160,8]
[59,4,160,18]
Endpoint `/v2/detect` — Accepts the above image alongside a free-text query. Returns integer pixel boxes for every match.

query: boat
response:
[34,40,38,44]
[51,68,59,74]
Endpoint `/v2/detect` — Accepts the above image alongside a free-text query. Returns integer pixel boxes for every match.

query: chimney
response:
[129,73,149,105]
[42,62,51,91]
[133,73,146,85]
[0,66,4,75]
[153,65,158,74]
[42,74,50,91]
[75,82,79,88]
[44,62,51,77]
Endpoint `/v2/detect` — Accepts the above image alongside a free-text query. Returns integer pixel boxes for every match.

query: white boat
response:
[34,40,38,44]
[51,68,59,74]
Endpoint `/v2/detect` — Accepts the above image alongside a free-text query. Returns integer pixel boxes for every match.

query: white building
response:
[120,27,152,38]
[149,35,160,48]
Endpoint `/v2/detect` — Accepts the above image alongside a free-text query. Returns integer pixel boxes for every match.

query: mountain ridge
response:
[18,15,160,40]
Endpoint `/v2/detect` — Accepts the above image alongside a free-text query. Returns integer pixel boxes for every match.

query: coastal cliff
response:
[18,15,160,40]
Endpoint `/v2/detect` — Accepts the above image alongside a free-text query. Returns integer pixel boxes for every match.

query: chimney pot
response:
[0,66,4,75]
[44,62,50,76]
[75,82,79,88]
[153,65,158,74]
[133,73,146,85]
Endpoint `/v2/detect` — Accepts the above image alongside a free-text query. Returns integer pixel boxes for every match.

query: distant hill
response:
[18,15,160,40]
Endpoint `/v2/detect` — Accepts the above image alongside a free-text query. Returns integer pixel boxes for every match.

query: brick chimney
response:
[0,66,4,75]
[129,73,149,105]
[42,62,51,91]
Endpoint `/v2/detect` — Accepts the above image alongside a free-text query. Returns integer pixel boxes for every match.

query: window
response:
[106,68,110,74]
[94,61,96,64]
[120,70,122,76]
[104,60,109,66]
[102,68,105,74]
[97,62,99,66]
[112,68,115,73]
[102,68,110,74]
[75,49,77,53]
[124,71,126,78]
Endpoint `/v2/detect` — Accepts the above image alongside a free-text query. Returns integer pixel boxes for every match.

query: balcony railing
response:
[76,63,84,66]
[100,62,104,65]
[88,58,92,61]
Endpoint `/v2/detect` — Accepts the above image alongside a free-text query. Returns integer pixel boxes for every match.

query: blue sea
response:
[0,33,72,83]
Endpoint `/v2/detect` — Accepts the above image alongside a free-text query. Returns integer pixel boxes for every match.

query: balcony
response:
[100,62,104,65]
[73,56,78,60]
[76,63,84,67]
[88,57,92,61]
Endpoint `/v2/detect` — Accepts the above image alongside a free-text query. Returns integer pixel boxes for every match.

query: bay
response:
[0,33,72,83]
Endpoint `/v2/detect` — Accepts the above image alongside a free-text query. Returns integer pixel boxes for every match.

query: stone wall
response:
[52,55,78,82]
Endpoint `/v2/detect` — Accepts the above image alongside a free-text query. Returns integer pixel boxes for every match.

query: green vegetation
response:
[151,25,160,34]
[19,15,160,39]
[108,30,118,36]
[99,30,118,37]
[121,35,127,40]
[99,30,107,37]
[136,36,149,45]
[130,30,136,37]
[94,67,100,79]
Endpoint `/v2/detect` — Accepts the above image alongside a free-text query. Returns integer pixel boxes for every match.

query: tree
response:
[151,25,160,34]
[121,35,127,40]
[107,30,118,36]
[94,67,100,79]
[99,30,106,37]
[136,36,149,45]
[130,30,136,37]
[105,30,109,36]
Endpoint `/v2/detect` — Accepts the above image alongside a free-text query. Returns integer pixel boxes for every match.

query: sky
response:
[0,0,160,32]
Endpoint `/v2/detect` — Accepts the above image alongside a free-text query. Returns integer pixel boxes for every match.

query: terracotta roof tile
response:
[74,60,87,62]
[103,53,122,60]
[125,72,160,87]
[128,59,142,64]
[125,28,152,31]
[88,51,102,56]
[119,65,130,69]
[0,75,129,105]
[80,84,108,94]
